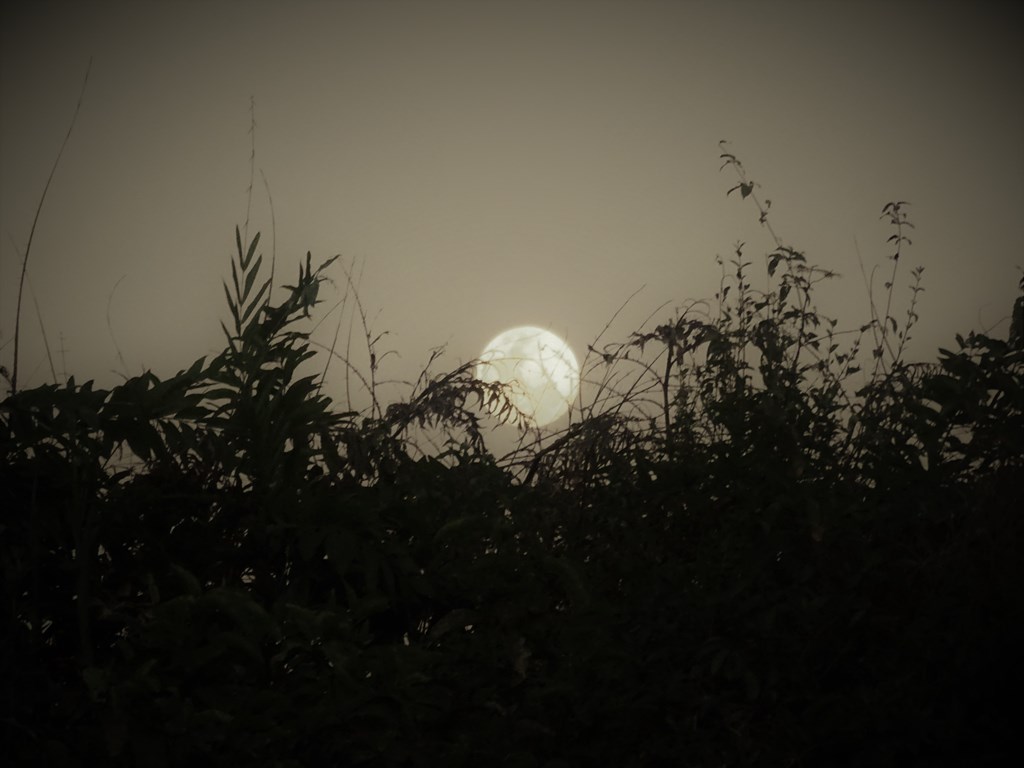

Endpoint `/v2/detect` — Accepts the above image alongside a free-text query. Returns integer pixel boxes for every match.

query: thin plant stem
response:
[12,58,92,394]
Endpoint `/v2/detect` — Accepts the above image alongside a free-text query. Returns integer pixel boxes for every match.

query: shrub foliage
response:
[3,152,1022,767]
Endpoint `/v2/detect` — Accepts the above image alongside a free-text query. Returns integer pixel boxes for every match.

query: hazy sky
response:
[2,1,1022,421]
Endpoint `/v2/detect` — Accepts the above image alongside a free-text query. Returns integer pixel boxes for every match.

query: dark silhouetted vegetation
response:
[3,147,1022,767]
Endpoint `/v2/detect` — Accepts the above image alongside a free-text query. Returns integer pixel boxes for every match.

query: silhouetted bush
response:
[3,151,1021,767]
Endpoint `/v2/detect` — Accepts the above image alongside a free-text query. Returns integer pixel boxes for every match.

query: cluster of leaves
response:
[3,158,1022,766]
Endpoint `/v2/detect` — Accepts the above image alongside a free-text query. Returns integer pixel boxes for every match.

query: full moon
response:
[476,326,580,427]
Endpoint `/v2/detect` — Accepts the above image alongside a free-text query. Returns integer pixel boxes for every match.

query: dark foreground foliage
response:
[3,169,1023,767]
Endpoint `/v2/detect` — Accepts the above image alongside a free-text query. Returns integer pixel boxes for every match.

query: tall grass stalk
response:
[9,59,91,395]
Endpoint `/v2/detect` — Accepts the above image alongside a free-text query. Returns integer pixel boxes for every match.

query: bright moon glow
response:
[476,326,580,427]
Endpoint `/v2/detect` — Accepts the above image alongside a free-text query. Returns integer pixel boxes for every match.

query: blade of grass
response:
[11,57,92,393]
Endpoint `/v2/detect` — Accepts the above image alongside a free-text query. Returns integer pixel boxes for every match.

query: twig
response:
[106,274,130,379]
